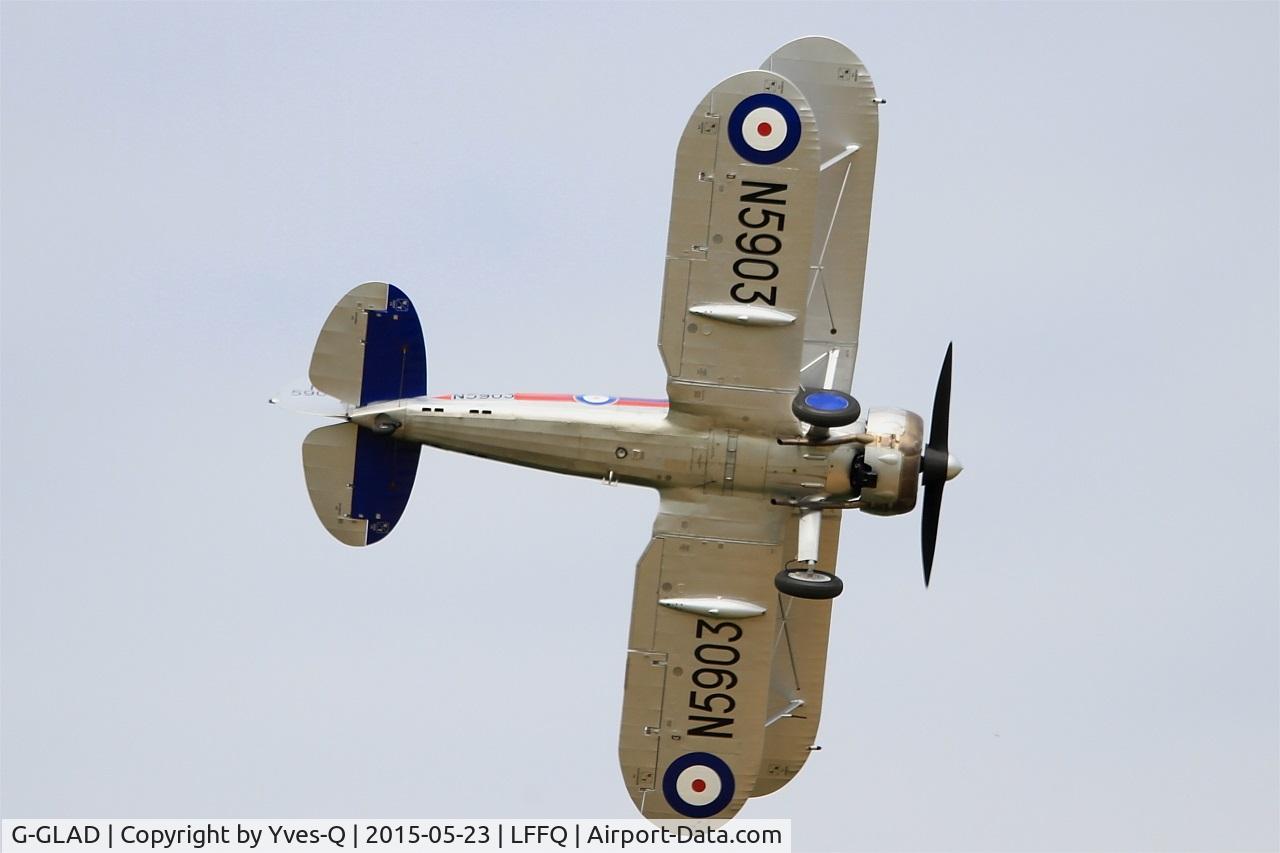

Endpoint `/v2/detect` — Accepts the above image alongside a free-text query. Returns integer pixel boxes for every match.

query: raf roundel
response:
[662,752,736,818]
[727,92,802,165]
[574,394,618,406]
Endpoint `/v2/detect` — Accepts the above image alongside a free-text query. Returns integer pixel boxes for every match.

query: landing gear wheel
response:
[774,567,844,600]
[371,413,402,435]
[792,388,860,429]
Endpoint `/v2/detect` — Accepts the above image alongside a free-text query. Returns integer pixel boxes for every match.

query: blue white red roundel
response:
[574,394,618,406]
[728,93,802,165]
[662,752,735,818]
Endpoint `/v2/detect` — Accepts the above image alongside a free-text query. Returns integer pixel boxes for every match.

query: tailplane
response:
[300,282,427,546]
[309,281,426,406]
[302,422,421,546]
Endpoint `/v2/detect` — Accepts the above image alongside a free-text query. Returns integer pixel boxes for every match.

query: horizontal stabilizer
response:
[309,282,426,406]
[302,422,421,546]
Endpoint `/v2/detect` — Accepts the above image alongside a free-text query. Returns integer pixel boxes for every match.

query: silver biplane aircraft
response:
[275,37,962,822]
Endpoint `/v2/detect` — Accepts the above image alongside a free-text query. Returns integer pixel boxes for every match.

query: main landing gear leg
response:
[774,509,844,600]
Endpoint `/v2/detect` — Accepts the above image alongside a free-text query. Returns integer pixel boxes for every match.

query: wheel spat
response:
[920,343,953,587]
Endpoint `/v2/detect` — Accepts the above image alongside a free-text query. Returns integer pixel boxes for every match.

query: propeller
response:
[920,343,959,587]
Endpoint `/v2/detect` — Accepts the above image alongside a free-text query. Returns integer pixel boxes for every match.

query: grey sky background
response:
[2,3,1277,851]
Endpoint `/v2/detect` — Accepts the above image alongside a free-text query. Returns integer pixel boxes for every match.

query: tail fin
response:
[302,282,426,546]
[309,281,426,407]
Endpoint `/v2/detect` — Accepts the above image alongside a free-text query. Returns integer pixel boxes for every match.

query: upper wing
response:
[762,38,881,393]
[617,491,839,821]
[753,507,842,797]
[656,71,821,432]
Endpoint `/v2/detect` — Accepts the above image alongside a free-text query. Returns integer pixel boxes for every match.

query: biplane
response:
[274,36,962,822]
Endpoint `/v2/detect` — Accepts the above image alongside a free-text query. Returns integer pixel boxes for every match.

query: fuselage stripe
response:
[428,393,669,408]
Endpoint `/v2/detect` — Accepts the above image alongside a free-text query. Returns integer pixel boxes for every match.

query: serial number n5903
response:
[687,618,743,739]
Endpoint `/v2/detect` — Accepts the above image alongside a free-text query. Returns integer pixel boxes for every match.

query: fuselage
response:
[348,392,858,501]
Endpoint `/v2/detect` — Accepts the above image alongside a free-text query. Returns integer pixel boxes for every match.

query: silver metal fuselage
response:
[349,396,858,501]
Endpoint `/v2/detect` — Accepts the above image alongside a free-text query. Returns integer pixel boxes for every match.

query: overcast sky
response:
[2,3,1277,852]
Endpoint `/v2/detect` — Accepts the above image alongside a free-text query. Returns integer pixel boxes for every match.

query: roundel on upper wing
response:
[662,751,735,818]
[728,93,802,165]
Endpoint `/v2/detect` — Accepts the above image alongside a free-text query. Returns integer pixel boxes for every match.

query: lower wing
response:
[617,492,841,820]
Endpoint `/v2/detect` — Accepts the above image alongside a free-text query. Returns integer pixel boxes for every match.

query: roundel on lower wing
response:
[662,751,735,818]
[728,93,802,165]
[804,391,852,412]
[574,394,618,406]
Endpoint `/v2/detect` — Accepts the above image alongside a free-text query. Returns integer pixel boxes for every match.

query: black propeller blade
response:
[920,343,953,587]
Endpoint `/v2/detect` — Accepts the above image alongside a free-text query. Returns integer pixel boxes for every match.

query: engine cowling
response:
[856,407,924,516]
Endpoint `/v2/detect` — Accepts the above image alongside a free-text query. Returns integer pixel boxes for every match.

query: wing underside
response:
[754,507,842,796]
[656,71,821,432]
[656,41,881,431]
[620,35,879,821]
[762,38,880,393]
[618,493,843,820]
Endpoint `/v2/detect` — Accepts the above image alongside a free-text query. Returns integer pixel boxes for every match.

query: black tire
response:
[792,388,860,428]
[371,413,402,435]
[774,568,844,600]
